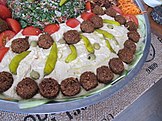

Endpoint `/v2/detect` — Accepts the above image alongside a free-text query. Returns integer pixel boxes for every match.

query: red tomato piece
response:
[124,15,139,26]
[6,18,22,34]
[22,26,41,36]
[81,12,95,21]
[0,5,11,19]
[66,18,80,28]
[0,47,9,62]
[0,30,16,47]
[0,0,7,6]
[44,24,60,35]
[112,6,123,15]
[86,1,91,11]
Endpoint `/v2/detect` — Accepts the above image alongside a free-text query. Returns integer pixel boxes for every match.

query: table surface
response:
[114,78,162,121]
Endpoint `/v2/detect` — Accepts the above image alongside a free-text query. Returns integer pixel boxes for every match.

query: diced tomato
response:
[124,15,139,26]
[81,12,95,21]
[0,5,11,19]
[66,18,80,28]
[22,26,41,36]
[0,0,6,6]
[86,1,91,11]
[112,6,123,15]
[44,24,60,35]
[0,47,9,62]
[0,30,16,48]
[6,18,21,34]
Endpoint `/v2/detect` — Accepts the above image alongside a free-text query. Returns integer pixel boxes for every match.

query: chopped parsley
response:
[7,0,85,29]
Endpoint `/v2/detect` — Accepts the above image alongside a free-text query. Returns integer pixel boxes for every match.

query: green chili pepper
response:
[105,39,116,53]
[9,51,31,75]
[95,29,119,45]
[95,29,114,39]
[80,34,94,54]
[103,19,120,26]
[27,0,35,2]
[59,0,68,6]
[44,42,58,76]
[65,45,77,63]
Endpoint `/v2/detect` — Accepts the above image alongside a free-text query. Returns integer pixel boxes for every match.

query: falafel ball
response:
[16,77,38,99]
[63,30,80,44]
[39,78,60,99]
[80,71,98,91]
[11,37,30,54]
[61,77,81,96]
[38,33,54,49]
[0,71,14,93]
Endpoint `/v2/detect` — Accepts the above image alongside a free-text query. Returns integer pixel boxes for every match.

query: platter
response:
[0,0,151,113]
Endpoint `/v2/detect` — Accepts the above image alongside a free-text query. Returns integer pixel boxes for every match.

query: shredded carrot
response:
[118,0,133,4]
[117,0,142,15]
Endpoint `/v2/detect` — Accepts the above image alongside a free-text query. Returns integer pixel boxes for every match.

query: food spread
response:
[0,0,146,106]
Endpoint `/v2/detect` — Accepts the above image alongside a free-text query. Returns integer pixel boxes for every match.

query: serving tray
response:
[0,0,151,113]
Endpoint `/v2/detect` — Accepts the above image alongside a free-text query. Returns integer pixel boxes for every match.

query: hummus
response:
[0,14,145,99]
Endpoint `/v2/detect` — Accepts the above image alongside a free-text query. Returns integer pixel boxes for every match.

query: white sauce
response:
[0,14,140,99]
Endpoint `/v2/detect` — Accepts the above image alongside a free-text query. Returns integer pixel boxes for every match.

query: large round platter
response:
[0,0,151,113]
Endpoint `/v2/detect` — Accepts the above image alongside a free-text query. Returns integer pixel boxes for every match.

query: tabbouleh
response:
[7,0,85,29]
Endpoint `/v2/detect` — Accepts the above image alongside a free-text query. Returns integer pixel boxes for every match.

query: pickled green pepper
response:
[65,45,77,63]
[44,42,58,76]
[9,51,31,75]
[80,34,94,54]
[59,0,68,6]
[105,39,116,53]
[103,19,120,26]
[95,29,119,45]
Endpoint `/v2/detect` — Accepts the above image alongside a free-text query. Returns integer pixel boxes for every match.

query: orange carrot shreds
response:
[117,0,142,15]
[118,3,141,15]
[118,0,133,4]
